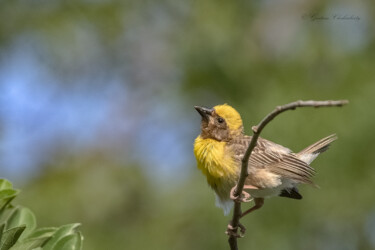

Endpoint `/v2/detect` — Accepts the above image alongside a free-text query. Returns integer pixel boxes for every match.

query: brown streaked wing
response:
[230,136,316,185]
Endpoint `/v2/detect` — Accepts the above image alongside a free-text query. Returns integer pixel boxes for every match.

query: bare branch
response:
[228,99,349,250]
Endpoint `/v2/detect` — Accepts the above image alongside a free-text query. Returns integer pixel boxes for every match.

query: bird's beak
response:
[194,106,213,121]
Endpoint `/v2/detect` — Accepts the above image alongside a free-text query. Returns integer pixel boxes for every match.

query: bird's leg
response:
[240,198,264,218]
[227,186,262,237]
[230,184,258,203]
[225,220,246,238]
[230,185,251,203]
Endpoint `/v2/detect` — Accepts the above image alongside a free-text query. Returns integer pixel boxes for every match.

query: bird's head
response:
[195,104,244,141]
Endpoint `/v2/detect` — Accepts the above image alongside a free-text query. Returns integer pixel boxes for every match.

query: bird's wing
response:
[231,136,316,185]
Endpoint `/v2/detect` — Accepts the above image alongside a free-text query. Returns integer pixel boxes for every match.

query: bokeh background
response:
[1,1,375,249]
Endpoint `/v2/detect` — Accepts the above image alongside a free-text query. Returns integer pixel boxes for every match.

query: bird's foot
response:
[225,221,246,238]
[230,185,253,203]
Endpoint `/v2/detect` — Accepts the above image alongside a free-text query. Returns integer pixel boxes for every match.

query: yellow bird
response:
[194,104,336,217]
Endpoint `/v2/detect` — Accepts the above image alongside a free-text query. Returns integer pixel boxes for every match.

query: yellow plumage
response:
[194,136,238,214]
[194,136,237,180]
[213,104,243,132]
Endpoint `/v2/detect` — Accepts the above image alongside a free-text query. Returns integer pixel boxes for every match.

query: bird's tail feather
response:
[296,134,337,164]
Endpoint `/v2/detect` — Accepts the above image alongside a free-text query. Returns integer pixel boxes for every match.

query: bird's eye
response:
[217,117,224,123]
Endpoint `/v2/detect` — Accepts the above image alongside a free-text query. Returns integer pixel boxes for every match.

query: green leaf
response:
[25,227,58,240]
[52,232,83,250]
[9,235,50,250]
[11,228,58,250]
[0,181,12,191]
[42,223,81,250]
[0,180,19,218]
[0,225,25,250]
[6,207,36,240]
[0,223,5,243]
[0,190,19,201]
[0,189,20,215]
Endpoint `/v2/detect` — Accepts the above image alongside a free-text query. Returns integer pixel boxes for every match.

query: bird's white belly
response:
[248,178,295,198]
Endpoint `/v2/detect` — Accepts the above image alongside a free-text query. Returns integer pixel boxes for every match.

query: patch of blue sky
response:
[0,40,194,182]
[0,46,126,178]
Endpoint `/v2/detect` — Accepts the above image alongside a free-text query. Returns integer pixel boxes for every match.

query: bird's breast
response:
[194,136,238,187]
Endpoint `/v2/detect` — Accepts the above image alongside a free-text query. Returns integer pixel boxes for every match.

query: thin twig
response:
[228,100,349,250]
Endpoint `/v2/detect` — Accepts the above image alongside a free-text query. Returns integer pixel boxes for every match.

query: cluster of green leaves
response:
[0,179,83,250]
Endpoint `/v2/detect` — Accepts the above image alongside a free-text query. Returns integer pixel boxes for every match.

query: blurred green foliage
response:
[0,179,83,250]
[1,0,375,250]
